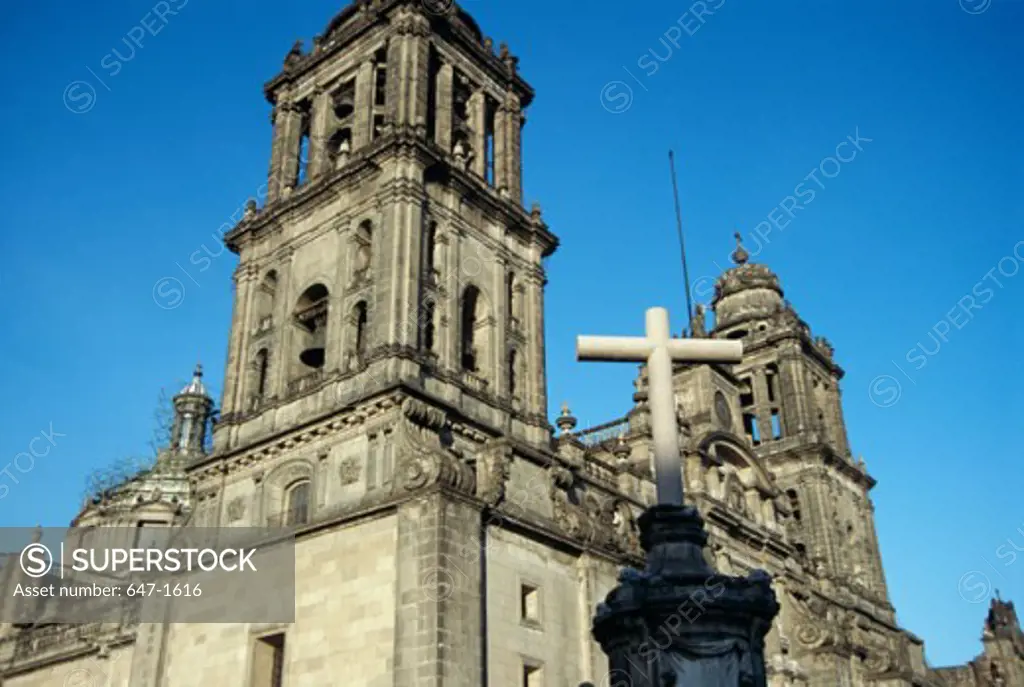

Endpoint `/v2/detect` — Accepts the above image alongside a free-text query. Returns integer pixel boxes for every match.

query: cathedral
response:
[0,1,1020,685]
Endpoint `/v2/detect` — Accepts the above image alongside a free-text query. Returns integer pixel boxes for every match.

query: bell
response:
[300,323,326,368]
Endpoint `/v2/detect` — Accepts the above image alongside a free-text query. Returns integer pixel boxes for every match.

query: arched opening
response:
[461,286,481,371]
[294,283,330,371]
[423,221,437,279]
[421,299,436,353]
[506,272,520,327]
[284,480,311,526]
[254,349,270,397]
[254,270,278,331]
[353,220,373,280]
[347,300,369,369]
[508,348,519,398]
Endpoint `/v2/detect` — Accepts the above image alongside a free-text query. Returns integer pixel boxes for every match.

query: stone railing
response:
[0,619,138,664]
[460,370,489,395]
[286,369,325,397]
[574,417,630,447]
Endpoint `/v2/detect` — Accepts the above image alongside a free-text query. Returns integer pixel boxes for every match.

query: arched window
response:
[421,299,436,353]
[255,349,270,397]
[506,273,516,323]
[354,220,373,280]
[461,286,481,371]
[295,284,330,371]
[285,481,311,526]
[254,270,278,331]
[353,301,368,358]
[423,221,437,278]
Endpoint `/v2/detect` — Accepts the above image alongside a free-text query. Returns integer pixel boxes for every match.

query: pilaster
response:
[222,263,256,419]
[435,62,454,153]
[493,106,508,192]
[308,87,332,179]
[469,91,487,178]
[354,59,375,149]
[393,495,484,687]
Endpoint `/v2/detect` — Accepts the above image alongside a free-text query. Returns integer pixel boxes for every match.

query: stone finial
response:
[244,199,258,220]
[731,231,749,265]
[689,303,707,338]
[484,37,494,53]
[31,525,43,544]
[614,433,631,466]
[530,202,542,223]
[556,403,577,434]
[284,40,304,68]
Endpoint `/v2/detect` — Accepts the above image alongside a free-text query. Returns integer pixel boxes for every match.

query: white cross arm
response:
[577,337,743,364]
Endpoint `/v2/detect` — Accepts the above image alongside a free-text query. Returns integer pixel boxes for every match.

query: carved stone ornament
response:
[226,496,246,523]
[392,402,473,495]
[339,457,361,485]
[477,439,513,507]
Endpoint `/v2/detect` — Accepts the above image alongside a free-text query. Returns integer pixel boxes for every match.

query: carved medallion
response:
[339,457,361,485]
[226,496,246,523]
[714,390,732,429]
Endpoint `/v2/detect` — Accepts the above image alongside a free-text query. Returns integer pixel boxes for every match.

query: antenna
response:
[668,150,694,330]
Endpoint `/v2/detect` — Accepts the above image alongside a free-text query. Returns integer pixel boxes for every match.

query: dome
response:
[178,363,208,397]
[711,233,785,333]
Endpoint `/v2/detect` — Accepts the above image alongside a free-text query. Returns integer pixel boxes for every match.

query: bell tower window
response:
[294,284,330,371]
[254,270,278,333]
[255,349,270,397]
[354,301,369,359]
[461,286,481,371]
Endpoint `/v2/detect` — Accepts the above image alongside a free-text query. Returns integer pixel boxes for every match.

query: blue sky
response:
[0,0,1021,668]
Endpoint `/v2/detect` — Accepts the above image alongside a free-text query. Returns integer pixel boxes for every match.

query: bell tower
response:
[215,0,558,453]
[707,235,893,613]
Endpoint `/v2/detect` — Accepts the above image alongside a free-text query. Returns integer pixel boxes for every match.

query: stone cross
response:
[577,307,742,505]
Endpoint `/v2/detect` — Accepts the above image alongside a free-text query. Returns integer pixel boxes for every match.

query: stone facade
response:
[0,2,1021,686]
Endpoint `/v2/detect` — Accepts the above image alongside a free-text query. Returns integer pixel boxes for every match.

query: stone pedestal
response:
[592,505,779,687]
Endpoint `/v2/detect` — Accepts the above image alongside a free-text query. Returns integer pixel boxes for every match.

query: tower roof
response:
[711,233,785,332]
[178,363,208,397]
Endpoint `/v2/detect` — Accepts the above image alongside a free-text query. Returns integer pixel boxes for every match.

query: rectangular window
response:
[251,633,285,687]
[374,66,387,107]
[771,410,783,440]
[522,662,542,687]
[743,412,760,446]
[134,521,170,549]
[520,584,540,624]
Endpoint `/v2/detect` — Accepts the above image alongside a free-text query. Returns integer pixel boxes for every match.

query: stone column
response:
[308,87,332,179]
[778,353,810,436]
[221,263,256,422]
[493,105,508,191]
[266,105,286,203]
[272,251,295,396]
[507,95,524,202]
[434,62,454,152]
[469,91,487,178]
[276,103,305,196]
[830,386,850,456]
[592,505,778,687]
[752,366,773,441]
[407,21,431,132]
[525,266,548,418]
[386,31,405,127]
[353,59,375,149]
